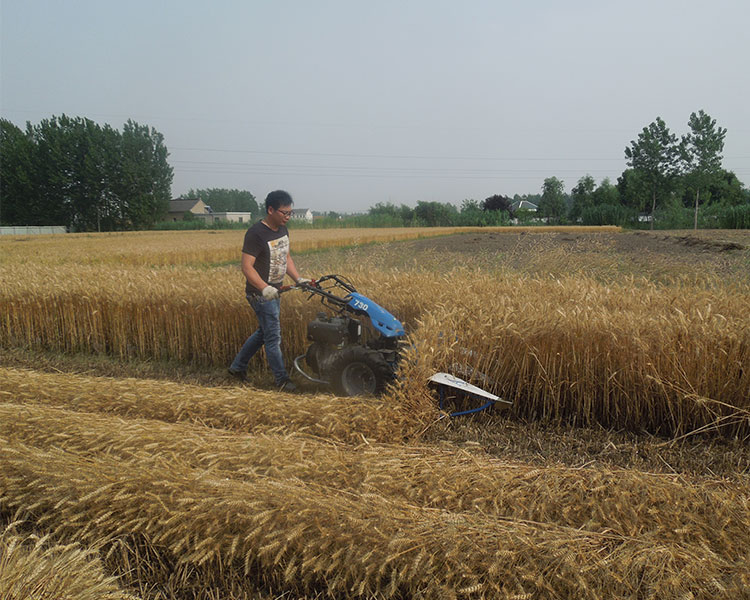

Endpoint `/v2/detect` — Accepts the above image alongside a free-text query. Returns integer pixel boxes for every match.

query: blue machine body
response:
[346,292,405,338]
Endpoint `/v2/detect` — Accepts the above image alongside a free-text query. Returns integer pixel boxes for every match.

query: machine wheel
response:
[328,346,393,397]
[305,342,327,375]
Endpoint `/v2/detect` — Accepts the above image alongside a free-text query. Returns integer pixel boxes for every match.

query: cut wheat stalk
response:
[0,518,140,600]
[1,437,747,600]
[0,367,417,444]
[1,402,748,565]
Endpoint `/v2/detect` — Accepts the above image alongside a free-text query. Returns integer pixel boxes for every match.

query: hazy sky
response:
[2,1,748,213]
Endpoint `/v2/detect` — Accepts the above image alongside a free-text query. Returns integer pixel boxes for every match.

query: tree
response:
[459,199,481,226]
[459,198,508,226]
[617,168,649,212]
[570,175,596,221]
[369,202,399,218]
[624,117,680,229]
[23,115,119,230]
[398,204,415,225]
[61,116,112,231]
[681,110,727,229]
[98,124,126,230]
[367,202,414,226]
[414,200,458,226]
[482,194,512,215]
[592,178,619,207]
[0,119,35,224]
[708,170,746,207]
[368,202,401,224]
[27,116,77,228]
[480,194,513,224]
[1,115,172,230]
[115,120,173,229]
[538,177,567,223]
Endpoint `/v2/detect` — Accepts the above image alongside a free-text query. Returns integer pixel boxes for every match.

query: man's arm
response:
[241,252,268,292]
[285,253,301,284]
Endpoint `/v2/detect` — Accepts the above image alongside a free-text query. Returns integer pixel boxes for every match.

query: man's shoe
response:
[279,379,297,393]
[228,368,247,383]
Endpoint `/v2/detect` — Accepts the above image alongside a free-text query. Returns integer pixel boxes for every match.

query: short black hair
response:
[265,190,294,213]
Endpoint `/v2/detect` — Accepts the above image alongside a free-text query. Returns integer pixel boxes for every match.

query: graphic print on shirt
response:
[267,235,289,285]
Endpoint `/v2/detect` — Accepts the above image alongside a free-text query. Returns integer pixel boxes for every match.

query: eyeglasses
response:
[276,209,293,217]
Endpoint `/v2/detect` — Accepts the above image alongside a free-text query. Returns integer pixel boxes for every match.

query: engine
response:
[307,312,361,346]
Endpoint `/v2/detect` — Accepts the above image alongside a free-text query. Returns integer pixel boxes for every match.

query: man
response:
[228,190,309,391]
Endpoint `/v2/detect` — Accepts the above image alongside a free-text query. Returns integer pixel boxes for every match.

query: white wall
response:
[200,212,255,224]
[1,226,67,235]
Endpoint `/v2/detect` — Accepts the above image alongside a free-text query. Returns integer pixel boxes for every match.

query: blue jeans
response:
[230,295,288,385]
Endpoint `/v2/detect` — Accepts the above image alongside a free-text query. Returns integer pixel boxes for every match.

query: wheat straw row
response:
[0,519,140,600]
[2,401,748,565]
[0,367,416,444]
[2,437,746,600]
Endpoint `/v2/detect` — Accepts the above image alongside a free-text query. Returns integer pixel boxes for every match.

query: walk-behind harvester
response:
[288,274,511,414]
[290,275,404,397]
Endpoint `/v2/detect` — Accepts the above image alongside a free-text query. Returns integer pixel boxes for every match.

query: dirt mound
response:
[408,230,748,257]
[668,234,745,252]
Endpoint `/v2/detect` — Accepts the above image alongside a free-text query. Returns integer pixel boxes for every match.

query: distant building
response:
[510,199,538,212]
[168,198,210,221]
[291,208,314,223]
[509,199,540,225]
[199,212,255,224]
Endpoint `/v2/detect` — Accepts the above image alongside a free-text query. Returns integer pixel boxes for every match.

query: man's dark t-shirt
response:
[242,221,290,296]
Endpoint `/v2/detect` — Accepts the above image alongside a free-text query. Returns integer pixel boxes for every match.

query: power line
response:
[170,159,625,174]
[171,146,749,164]
[171,167,623,180]
[171,146,628,162]
[171,157,749,178]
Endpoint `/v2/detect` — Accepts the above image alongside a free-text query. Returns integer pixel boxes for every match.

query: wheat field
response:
[0,226,620,266]
[2,240,748,436]
[1,227,749,598]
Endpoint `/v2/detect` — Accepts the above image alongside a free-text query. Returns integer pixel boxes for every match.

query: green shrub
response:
[151,219,248,231]
[717,204,750,229]
[581,205,636,226]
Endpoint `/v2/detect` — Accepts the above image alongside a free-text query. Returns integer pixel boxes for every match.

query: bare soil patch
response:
[381,229,750,280]
[405,228,748,256]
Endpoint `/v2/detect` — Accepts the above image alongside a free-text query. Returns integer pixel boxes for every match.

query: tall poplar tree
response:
[117,120,173,229]
[570,174,596,221]
[0,119,35,224]
[539,177,567,224]
[681,110,726,229]
[1,115,172,230]
[624,117,680,229]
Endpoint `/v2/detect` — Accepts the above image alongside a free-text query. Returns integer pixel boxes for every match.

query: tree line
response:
[2,111,747,232]
[535,110,749,229]
[1,115,173,231]
[326,110,746,230]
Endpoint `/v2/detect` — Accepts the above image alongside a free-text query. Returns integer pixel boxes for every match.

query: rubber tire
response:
[328,345,393,397]
[305,342,327,375]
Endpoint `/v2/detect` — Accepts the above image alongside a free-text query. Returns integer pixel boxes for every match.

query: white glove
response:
[262,285,279,300]
[296,277,312,285]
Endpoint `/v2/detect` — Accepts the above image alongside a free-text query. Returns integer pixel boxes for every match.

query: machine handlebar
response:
[279,274,358,312]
